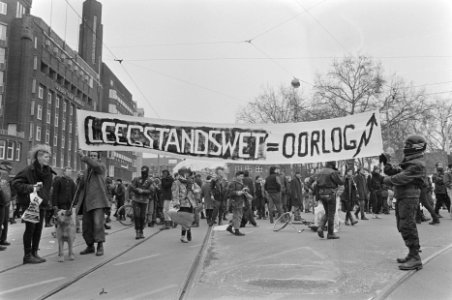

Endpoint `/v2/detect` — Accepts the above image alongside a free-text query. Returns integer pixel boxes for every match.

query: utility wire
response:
[126,62,249,105]
[109,40,244,49]
[63,0,161,117]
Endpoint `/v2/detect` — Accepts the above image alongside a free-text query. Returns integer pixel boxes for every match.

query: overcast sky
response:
[31,0,452,123]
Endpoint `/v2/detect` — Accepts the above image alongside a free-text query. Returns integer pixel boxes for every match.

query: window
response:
[0,2,7,15]
[70,105,74,116]
[69,121,72,133]
[38,86,44,99]
[32,79,36,93]
[68,139,72,150]
[6,141,13,160]
[60,156,64,168]
[0,48,5,64]
[34,36,37,48]
[62,118,66,130]
[33,56,37,70]
[46,110,51,124]
[45,129,50,144]
[0,71,4,86]
[63,101,67,112]
[0,140,4,159]
[36,126,41,141]
[29,123,34,140]
[47,92,52,105]
[52,155,56,167]
[67,157,71,168]
[54,115,58,127]
[61,136,65,148]
[53,134,57,147]
[36,104,42,120]
[15,142,21,161]
[255,166,263,173]
[30,100,35,115]
[16,2,25,18]
[55,97,60,108]
[0,24,6,41]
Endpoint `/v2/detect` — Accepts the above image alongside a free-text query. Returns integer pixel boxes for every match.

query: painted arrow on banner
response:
[353,113,378,158]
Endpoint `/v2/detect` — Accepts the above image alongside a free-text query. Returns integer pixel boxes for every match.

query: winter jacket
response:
[341,176,357,206]
[0,178,11,207]
[265,174,281,193]
[383,154,426,200]
[290,177,303,207]
[201,181,214,209]
[172,178,196,208]
[210,177,229,202]
[432,171,447,194]
[243,177,255,196]
[368,171,384,192]
[160,175,174,201]
[354,173,369,201]
[316,167,344,195]
[51,175,77,210]
[114,184,126,204]
[443,172,452,190]
[75,157,110,214]
[228,180,246,208]
[12,161,55,208]
[130,176,153,204]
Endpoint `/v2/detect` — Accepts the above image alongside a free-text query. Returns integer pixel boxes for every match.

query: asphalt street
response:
[0,208,450,300]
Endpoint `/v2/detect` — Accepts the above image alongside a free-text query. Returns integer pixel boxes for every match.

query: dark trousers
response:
[355,199,366,218]
[133,201,147,231]
[114,198,125,218]
[205,209,213,224]
[371,190,382,214]
[45,208,54,225]
[319,195,336,235]
[343,201,354,223]
[434,193,451,214]
[0,204,9,242]
[418,189,438,220]
[256,196,266,218]
[396,198,420,252]
[23,209,45,255]
[82,208,106,245]
[212,200,224,224]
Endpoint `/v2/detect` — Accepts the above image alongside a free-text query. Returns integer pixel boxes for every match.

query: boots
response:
[317,215,326,238]
[32,250,46,263]
[23,253,42,264]
[104,223,111,230]
[429,218,440,225]
[234,229,245,236]
[135,230,140,240]
[187,229,192,241]
[96,243,104,256]
[396,254,410,264]
[351,215,358,226]
[226,224,234,234]
[80,244,95,255]
[139,230,145,239]
[161,221,170,230]
[399,255,422,270]
[327,233,340,239]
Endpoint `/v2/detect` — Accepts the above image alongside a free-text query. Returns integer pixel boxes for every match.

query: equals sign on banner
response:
[266,143,279,152]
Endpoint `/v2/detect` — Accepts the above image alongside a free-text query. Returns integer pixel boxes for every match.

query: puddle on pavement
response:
[248,278,331,289]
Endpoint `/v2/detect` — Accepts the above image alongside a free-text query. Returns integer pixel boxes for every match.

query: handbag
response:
[21,189,43,223]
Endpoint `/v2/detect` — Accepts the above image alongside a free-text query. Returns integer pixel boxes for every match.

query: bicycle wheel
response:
[273,212,292,232]
[117,204,134,226]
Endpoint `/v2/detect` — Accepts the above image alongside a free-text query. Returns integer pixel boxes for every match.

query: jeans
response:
[82,208,106,245]
[23,209,45,255]
[212,200,224,224]
[267,192,283,216]
[146,199,155,223]
[319,195,336,236]
[133,201,147,231]
[435,193,451,214]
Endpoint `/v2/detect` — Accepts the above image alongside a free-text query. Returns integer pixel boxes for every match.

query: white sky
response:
[31,0,452,123]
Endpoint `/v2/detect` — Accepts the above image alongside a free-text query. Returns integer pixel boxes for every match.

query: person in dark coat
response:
[381,135,427,271]
[341,168,358,226]
[113,178,126,221]
[130,166,153,239]
[290,172,303,221]
[315,161,344,239]
[226,171,247,236]
[160,170,174,230]
[368,166,384,218]
[265,166,283,223]
[211,167,229,225]
[76,150,110,257]
[354,168,369,220]
[432,163,450,217]
[12,144,55,264]
[254,176,266,219]
[0,162,13,250]
[51,167,77,211]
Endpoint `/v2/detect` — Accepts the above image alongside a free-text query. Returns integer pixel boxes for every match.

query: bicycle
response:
[116,199,134,226]
[273,211,314,233]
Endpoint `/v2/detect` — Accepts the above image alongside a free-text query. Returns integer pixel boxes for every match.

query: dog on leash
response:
[54,209,76,262]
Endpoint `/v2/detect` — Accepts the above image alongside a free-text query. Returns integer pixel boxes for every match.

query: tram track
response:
[0,226,132,275]
[371,242,452,300]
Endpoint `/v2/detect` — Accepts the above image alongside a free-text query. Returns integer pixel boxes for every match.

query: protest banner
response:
[76,109,383,164]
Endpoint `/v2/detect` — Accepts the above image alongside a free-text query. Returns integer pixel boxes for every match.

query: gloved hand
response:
[379,153,390,165]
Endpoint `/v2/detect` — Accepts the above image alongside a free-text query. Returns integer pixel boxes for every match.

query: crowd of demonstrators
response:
[12,144,55,264]
[75,150,110,257]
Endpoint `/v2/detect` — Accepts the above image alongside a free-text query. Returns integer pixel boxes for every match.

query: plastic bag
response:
[21,189,43,224]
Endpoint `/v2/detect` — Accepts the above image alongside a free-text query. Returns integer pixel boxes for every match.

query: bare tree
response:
[313,55,385,117]
[237,85,308,124]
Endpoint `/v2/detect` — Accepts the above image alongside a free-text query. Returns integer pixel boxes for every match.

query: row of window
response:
[0,1,26,18]
[30,123,76,149]
[234,165,264,173]
[0,139,21,161]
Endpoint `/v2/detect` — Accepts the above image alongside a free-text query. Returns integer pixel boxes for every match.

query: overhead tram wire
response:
[63,0,161,117]
[125,61,249,105]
